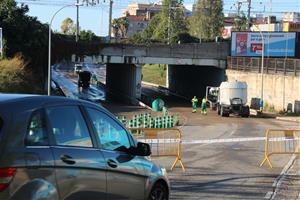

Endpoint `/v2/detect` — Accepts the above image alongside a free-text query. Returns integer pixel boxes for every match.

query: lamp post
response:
[48,4,82,96]
[253,24,265,108]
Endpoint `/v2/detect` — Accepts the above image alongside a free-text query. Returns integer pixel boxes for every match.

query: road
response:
[52,62,300,199]
[52,63,106,102]
[151,108,299,200]
[105,95,299,199]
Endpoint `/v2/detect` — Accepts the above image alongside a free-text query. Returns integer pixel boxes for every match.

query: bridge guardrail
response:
[260,129,300,168]
[228,56,300,76]
[128,128,185,172]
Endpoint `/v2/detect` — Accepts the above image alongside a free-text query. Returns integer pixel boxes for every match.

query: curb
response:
[276,117,300,123]
[138,100,152,110]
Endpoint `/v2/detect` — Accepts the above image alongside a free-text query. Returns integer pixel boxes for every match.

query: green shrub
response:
[0,55,42,93]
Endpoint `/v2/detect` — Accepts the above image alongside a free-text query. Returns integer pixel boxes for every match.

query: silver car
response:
[0,94,169,200]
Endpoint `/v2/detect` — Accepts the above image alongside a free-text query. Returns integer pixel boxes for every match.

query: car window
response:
[46,106,93,148]
[86,108,131,151]
[0,117,2,136]
[25,110,48,146]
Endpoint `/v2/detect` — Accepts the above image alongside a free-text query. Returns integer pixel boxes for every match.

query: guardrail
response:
[128,128,185,172]
[228,56,300,76]
[260,129,300,168]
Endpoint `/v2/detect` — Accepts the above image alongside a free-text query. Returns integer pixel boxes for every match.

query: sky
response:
[16,0,300,36]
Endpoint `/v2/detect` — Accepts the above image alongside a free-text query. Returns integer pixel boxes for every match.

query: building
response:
[113,2,191,38]
[122,3,162,20]
[125,15,149,38]
[283,12,300,23]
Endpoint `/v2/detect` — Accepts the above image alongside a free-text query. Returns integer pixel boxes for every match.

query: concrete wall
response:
[226,69,300,111]
[106,64,141,103]
[168,65,226,99]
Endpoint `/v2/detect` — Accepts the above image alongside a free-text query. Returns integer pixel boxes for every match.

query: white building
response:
[283,12,300,23]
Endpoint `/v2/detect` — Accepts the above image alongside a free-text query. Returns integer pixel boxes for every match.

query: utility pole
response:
[247,0,251,30]
[269,0,272,24]
[168,2,171,44]
[237,2,242,17]
[76,0,80,42]
[108,0,113,42]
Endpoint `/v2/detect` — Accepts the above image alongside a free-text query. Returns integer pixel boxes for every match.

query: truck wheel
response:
[241,106,250,117]
[221,106,229,117]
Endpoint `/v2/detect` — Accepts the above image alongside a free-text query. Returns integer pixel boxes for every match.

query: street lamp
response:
[48,3,83,96]
[252,24,265,109]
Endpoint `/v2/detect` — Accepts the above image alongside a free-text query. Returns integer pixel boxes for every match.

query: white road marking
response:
[182,137,266,144]
[265,192,273,199]
[138,137,300,144]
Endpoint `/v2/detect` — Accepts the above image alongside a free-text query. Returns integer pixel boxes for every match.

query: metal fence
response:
[227,56,300,76]
[260,129,300,168]
[128,128,185,172]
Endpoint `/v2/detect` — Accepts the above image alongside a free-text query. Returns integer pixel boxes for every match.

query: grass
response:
[142,64,166,86]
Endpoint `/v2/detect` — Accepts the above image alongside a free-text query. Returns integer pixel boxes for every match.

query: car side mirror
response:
[135,142,151,156]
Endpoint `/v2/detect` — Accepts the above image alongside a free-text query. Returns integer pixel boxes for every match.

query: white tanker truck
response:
[206,81,250,117]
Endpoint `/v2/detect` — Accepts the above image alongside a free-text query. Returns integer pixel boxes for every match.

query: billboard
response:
[231,32,296,57]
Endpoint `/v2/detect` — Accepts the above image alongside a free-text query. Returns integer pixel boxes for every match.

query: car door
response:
[22,109,59,199]
[85,107,147,200]
[46,105,107,200]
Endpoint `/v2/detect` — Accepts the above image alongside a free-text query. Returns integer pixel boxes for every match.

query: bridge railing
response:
[227,56,300,76]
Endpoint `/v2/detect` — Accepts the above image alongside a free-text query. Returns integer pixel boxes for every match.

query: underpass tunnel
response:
[106,63,142,104]
[167,65,226,99]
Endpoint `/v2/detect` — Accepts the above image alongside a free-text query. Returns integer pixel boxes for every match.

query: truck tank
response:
[219,81,247,105]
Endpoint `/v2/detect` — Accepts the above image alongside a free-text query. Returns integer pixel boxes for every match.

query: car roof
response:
[0,94,101,108]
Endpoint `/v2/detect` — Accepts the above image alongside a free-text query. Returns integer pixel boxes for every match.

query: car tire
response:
[148,182,168,200]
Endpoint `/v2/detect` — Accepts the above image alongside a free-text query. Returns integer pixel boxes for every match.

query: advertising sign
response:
[231,32,296,57]
[0,28,2,56]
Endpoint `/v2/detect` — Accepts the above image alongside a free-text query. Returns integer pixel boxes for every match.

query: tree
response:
[112,17,129,39]
[0,0,48,91]
[142,14,161,39]
[119,18,129,38]
[232,12,248,31]
[190,0,224,41]
[112,18,121,38]
[61,18,76,35]
[80,30,96,41]
[153,0,188,43]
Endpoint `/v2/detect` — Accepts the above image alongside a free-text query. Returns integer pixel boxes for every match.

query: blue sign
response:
[231,32,296,57]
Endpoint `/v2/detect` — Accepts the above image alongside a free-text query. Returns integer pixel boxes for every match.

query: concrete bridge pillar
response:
[167,65,226,99]
[106,63,142,104]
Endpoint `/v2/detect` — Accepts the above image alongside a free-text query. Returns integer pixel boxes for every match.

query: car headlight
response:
[161,168,168,176]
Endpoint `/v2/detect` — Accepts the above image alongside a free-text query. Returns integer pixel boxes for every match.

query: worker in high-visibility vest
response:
[201,97,207,115]
[191,96,198,113]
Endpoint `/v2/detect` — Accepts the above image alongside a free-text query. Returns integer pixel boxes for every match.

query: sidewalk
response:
[276,116,300,123]
[272,156,300,200]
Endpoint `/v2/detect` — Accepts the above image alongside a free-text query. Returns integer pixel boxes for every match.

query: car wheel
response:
[148,183,168,200]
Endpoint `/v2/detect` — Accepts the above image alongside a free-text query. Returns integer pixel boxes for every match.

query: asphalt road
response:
[151,108,299,200]
[102,99,299,199]
[52,62,300,199]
